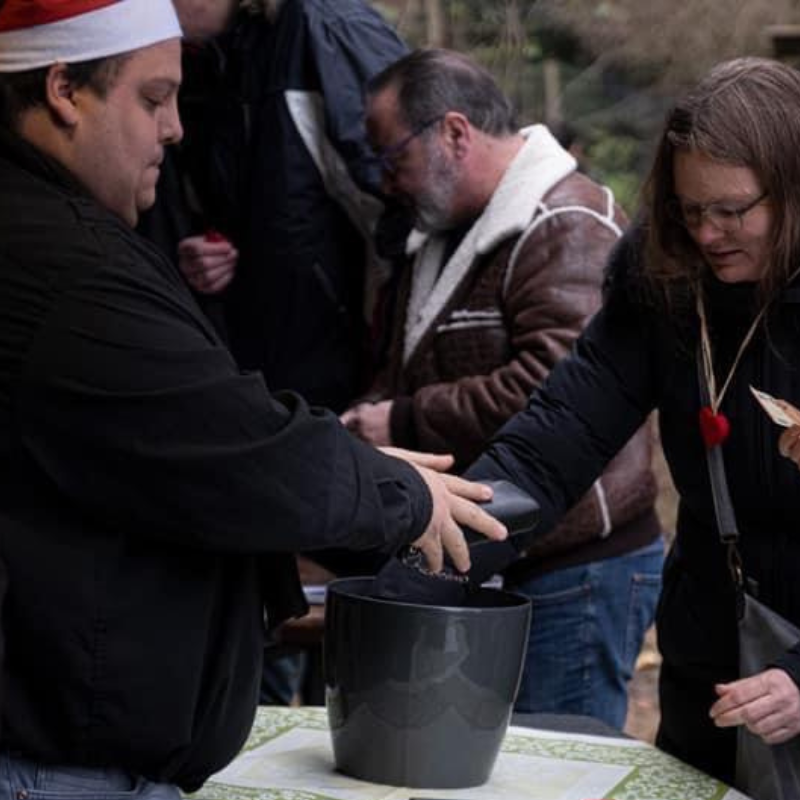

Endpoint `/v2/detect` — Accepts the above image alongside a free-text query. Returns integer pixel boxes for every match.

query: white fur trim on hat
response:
[0,0,183,73]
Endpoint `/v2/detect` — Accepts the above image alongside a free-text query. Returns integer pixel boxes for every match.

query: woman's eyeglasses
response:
[667,191,769,233]
[366,116,444,175]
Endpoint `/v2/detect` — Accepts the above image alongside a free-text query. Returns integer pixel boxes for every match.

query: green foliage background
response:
[372,0,800,215]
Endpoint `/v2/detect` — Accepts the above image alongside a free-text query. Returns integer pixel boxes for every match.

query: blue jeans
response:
[506,538,664,729]
[0,754,180,800]
[260,650,307,705]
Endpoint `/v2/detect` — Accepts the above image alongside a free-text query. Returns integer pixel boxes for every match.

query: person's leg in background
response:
[260,646,307,705]
[507,538,664,729]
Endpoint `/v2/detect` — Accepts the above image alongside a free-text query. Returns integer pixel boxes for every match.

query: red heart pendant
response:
[699,406,730,448]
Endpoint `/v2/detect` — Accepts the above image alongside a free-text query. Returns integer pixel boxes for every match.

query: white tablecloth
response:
[188,706,751,800]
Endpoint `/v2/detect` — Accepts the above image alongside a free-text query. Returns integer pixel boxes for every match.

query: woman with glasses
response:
[467,56,800,789]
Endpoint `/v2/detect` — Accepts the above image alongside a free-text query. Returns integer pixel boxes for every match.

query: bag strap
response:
[697,349,745,608]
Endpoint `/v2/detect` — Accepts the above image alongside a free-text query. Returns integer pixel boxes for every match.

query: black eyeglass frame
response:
[366,115,445,175]
[667,191,769,233]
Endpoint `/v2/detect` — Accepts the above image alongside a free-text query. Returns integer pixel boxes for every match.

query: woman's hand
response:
[778,424,800,469]
[711,668,800,744]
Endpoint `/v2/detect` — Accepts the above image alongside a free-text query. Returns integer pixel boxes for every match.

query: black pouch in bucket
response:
[372,479,539,606]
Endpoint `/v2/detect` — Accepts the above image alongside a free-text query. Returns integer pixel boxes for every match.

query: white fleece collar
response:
[403,124,576,364]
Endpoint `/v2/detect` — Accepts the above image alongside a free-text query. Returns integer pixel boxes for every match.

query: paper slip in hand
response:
[749,385,800,427]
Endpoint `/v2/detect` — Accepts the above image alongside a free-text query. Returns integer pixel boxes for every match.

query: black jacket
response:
[0,129,430,790]
[143,0,408,411]
[468,230,800,775]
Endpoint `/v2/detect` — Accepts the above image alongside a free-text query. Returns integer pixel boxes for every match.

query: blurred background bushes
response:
[372,0,800,215]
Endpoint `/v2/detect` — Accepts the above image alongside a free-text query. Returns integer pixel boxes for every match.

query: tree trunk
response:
[424,0,446,47]
[504,0,525,49]
[542,57,563,128]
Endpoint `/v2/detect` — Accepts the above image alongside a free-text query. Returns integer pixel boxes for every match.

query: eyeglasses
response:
[367,115,444,175]
[667,191,769,233]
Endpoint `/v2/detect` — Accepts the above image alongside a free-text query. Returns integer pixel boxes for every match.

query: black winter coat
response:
[0,130,429,790]
[468,230,800,780]
[144,0,408,411]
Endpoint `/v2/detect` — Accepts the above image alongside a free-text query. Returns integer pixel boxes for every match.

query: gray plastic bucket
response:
[324,576,531,789]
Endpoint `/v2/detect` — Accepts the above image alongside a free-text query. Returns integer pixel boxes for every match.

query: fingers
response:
[340,408,358,431]
[413,466,469,573]
[340,403,370,436]
[178,235,236,260]
[412,467,507,576]
[379,445,455,472]
[178,236,238,295]
[412,527,446,573]
[187,262,237,293]
[439,472,494,503]
[337,401,392,446]
[182,260,237,294]
[438,511,471,572]
[449,491,507,541]
[710,676,769,726]
[762,723,800,745]
[710,670,800,743]
[411,510,470,573]
[778,424,800,464]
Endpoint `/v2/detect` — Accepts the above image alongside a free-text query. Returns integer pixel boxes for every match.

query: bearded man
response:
[342,48,664,729]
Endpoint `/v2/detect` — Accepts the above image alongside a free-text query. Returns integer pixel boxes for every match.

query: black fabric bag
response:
[736,593,800,799]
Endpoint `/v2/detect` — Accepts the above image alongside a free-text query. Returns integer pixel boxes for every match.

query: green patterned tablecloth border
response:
[188,706,734,800]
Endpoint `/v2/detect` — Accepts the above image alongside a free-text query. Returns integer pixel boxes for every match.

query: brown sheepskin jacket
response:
[368,125,659,566]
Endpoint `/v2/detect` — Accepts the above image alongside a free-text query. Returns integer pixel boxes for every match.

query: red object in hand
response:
[699,405,730,448]
[204,228,228,244]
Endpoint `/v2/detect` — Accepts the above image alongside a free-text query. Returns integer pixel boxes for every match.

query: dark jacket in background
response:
[142,0,409,411]
[0,129,429,790]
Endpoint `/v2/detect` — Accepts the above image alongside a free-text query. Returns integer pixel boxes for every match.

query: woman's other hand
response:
[711,668,800,744]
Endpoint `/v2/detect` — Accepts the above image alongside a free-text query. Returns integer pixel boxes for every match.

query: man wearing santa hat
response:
[0,2,505,798]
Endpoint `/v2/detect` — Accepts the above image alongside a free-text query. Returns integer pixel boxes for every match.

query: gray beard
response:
[413,147,460,233]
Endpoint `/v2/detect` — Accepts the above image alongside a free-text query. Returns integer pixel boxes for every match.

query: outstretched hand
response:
[408,465,507,574]
[711,668,800,744]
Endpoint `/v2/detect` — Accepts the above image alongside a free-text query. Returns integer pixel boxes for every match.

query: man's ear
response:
[441,111,471,159]
[44,63,81,127]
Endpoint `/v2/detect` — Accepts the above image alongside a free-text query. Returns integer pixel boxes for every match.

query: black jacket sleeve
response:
[465,233,659,534]
[15,242,430,555]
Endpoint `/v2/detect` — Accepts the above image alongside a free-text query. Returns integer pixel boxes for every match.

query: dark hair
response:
[367,48,517,137]
[645,57,800,305]
[0,55,129,130]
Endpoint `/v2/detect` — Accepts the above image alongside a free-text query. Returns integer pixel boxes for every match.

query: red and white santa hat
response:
[0,0,183,73]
